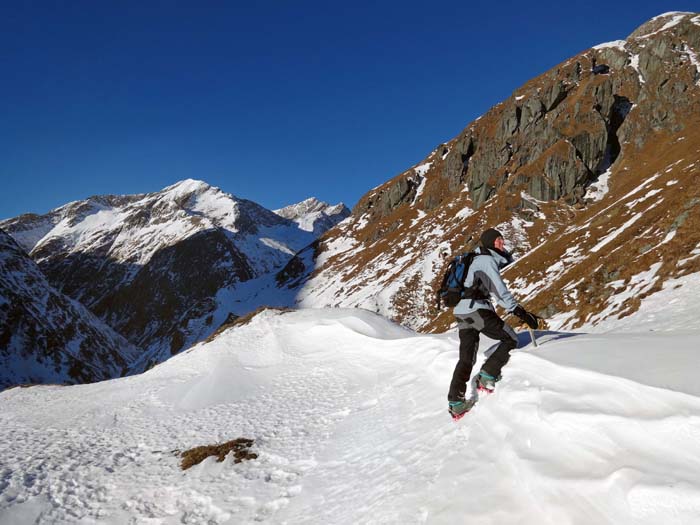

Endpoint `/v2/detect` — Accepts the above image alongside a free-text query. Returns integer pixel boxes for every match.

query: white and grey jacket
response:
[453,246,518,317]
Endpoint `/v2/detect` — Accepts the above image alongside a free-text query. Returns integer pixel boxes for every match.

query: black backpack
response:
[436,252,490,309]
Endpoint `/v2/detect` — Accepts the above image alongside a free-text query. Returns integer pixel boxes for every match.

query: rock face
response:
[279,12,700,333]
[1,180,345,366]
[0,230,140,389]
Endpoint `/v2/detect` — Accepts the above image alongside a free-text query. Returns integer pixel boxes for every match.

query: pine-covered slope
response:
[0,180,347,366]
[279,12,700,333]
[0,230,140,388]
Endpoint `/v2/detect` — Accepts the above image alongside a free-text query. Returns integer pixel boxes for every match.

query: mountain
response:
[274,197,350,236]
[0,229,140,388]
[278,12,700,332]
[3,12,698,384]
[0,180,346,367]
[2,290,700,523]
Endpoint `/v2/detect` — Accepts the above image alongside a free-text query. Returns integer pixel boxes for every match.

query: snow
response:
[454,206,474,220]
[413,162,432,177]
[590,212,643,253]
[625,188,662,209]
[574,171,663,235]
[678,245,700,267]
[629,54,645,84]
[273,198,349,234]
[586,270,700,333]
[593,39,626,51]
[411,176,426,205]
[586,262,663,325]
[410,209,427,227]
[636,12,692,39]
[683,46,700,86]
[585,168,612,201]
[661,228,676,244]
[3,305,700,524]
[2,220,55,254]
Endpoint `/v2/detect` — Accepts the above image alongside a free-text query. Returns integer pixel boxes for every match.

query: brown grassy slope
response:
[292,14,700,333]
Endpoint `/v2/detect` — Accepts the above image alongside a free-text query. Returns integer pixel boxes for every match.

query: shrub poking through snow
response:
[180,438,257,470]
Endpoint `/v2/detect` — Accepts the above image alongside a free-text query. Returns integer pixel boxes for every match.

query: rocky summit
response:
[279,12,700,333]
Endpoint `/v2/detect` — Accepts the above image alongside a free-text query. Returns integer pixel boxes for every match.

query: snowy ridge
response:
[2,180,315,274]
[2,305,700,523]
[273,197,350,235]
[1,180,347,366]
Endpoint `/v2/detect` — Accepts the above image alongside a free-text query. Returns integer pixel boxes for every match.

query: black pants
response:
[447,309,518,401]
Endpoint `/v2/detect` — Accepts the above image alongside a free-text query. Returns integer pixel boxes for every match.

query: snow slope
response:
[2,297,700,524]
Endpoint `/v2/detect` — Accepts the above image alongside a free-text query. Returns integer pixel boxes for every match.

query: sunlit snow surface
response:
[2,283,700,524]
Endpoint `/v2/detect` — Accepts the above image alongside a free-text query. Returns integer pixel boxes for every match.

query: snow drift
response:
[2,299,700,524]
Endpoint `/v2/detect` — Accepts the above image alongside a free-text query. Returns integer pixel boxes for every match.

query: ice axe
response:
[528,327,538,347]
[528,316,547,348]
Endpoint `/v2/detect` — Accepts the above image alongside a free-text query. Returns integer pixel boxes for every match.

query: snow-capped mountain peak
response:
[161,178,213,195]
[0,180,348,370]
[274,197,350,234]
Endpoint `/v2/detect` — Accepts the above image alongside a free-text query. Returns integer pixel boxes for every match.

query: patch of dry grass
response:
[179,438,257,471]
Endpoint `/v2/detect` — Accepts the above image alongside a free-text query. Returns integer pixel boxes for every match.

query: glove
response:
[512,305,539,330]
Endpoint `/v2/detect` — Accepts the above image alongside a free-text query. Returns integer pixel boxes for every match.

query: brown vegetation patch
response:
[180,438,257,470]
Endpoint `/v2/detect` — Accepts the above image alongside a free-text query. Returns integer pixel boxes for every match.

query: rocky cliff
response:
[279,12,700,332]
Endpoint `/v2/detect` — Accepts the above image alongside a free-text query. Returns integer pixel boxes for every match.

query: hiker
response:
[447,228,539,419]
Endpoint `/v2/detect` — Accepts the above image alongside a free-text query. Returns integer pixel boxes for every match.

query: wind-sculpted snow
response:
[2,307,700,523]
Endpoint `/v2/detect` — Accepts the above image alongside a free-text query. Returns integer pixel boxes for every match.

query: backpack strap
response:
[436,258,457,309]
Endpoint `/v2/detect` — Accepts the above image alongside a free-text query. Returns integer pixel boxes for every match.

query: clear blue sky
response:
[1,1,696,219]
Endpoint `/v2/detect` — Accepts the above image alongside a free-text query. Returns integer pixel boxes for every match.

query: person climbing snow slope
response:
[447,228,539,420]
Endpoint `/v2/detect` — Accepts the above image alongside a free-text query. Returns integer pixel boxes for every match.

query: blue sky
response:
[1,1,696,219]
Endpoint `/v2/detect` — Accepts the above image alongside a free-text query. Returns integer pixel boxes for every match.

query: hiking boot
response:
[477,371,498,393]
[448,398,475,420]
